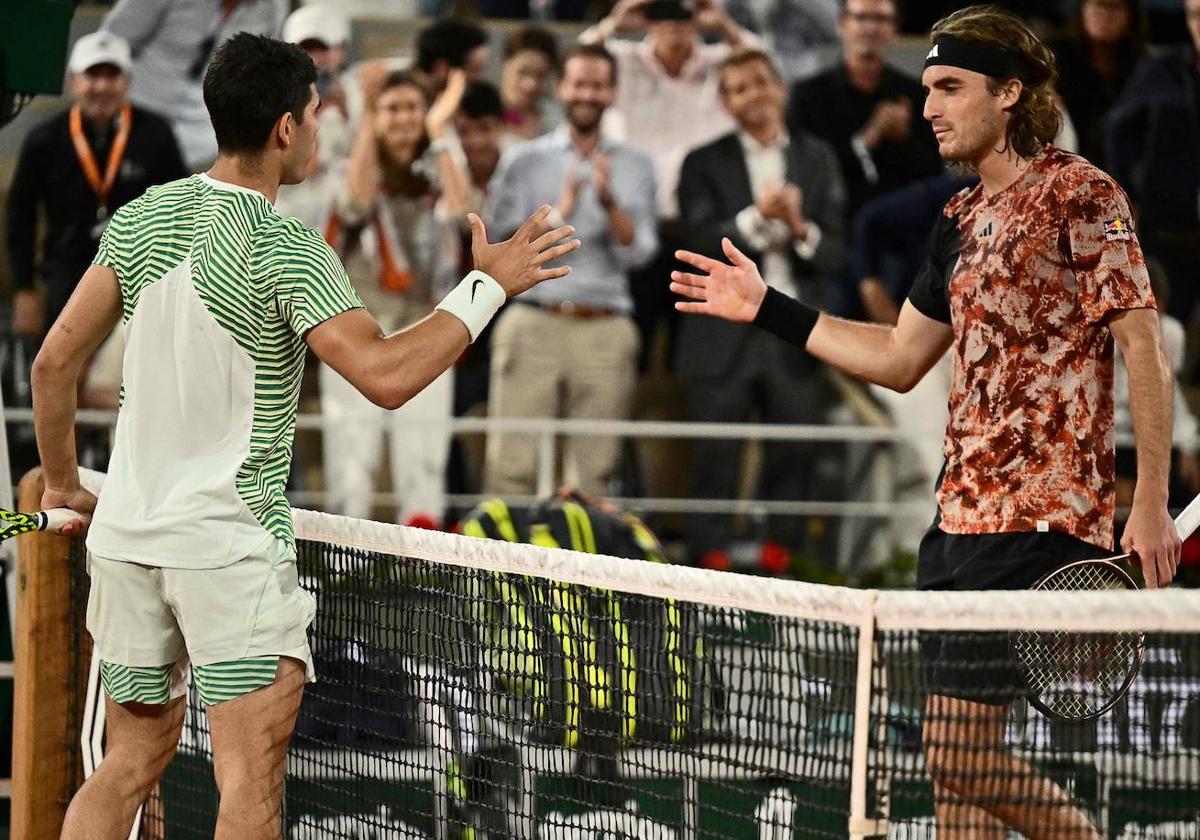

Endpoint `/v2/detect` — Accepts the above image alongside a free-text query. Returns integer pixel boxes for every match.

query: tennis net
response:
[46,505,1200,839]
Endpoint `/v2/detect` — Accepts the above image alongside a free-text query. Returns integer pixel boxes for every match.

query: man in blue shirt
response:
[486,43,658,496]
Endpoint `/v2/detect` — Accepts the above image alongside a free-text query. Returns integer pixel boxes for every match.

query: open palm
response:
[670,238,767,324]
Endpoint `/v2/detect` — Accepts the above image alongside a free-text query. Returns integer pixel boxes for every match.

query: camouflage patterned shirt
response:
[907,147,1154,550]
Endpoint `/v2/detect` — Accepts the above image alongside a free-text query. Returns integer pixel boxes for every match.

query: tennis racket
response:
[0,507,87,542]
[1013,492,1200,722]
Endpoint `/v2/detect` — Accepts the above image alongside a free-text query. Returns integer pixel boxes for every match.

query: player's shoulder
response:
[255,214,339,270]
[943,180,984,219]
[109,176,193,227]
[1039,146,1125,199]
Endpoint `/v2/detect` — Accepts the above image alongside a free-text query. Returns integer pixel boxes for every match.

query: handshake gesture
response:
[468,205,582,298]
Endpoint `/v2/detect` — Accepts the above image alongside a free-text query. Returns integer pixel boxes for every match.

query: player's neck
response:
[207,155,281,204]
[974,143,1030,196]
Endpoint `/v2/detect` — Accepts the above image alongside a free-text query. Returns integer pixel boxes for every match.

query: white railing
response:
[5,407,926,520]
[3,407,1141,520]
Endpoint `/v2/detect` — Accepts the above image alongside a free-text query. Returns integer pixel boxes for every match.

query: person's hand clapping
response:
[468,206,581,298]
[426,68,467,140]
[358,60,390,112]
[609,0,652,33]
[780,183,808,239]
[671,237,768,324]
[593,153,614,208]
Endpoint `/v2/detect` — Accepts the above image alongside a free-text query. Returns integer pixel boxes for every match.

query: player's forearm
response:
[361,312,470,410]
[30,355,82,492]
[1124,334,1174,507]
[805,312,920,391]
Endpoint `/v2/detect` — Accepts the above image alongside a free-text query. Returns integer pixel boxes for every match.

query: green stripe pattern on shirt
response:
[93,175,363,547]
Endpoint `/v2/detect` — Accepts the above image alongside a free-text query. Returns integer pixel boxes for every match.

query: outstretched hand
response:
[469,206,581,298]
[670,237,768,324]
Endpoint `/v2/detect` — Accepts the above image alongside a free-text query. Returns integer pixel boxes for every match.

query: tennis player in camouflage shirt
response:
[672,6,1179,838]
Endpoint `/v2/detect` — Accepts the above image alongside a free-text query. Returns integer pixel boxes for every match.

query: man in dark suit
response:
[675,47,846,569]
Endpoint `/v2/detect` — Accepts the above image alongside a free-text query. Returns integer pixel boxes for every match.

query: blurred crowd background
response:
[2,0,1198,584]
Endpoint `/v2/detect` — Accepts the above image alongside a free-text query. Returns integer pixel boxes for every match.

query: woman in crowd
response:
[321,69,471,528]
[1053,0,1148,166]
[499,25,560,143]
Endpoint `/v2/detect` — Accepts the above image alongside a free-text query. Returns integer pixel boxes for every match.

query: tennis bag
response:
[460,497,723,750]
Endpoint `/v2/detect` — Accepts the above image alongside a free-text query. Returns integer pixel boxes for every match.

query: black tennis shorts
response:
[917,525,1102,705]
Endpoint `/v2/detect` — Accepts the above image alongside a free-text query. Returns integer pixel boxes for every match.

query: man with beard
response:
[671,6,1178,837]
[486,43,657,496]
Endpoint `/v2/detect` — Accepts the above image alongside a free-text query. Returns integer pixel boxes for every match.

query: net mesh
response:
[58,510,1200,840]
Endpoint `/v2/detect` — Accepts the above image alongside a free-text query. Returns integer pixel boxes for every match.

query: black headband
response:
[924,34,1031,82]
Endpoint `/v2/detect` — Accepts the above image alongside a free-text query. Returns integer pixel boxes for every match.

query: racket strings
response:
[1013,561,1142,720]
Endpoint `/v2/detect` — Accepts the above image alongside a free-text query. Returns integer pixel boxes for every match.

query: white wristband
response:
[436,270,506,342]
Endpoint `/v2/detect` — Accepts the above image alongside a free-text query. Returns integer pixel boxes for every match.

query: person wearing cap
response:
[6,30,185,345]
[579,0,755,370]
[100,0,286,169]
[672,7,1177,835]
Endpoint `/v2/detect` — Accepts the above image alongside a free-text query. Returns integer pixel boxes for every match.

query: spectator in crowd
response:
[6,31,185,344]
[414,18,491,95]
[675,48,846,568]
[725,0,841,83]
[275,3,354,230]
[580,0,755,366]
[348,18,489,144]
[101,0,286,169]
[1053,0,1148,167]
[500,26,561,143]
[457,82,509,213]
[787,0,943,222]
[1105,0,1200,325]
[320,70,472,527]
[485,44,657,495]
[447,82,509,494]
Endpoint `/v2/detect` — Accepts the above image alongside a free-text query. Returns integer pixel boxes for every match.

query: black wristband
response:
[752,286,821,350]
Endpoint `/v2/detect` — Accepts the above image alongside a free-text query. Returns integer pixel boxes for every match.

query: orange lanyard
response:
[69,102,132,216]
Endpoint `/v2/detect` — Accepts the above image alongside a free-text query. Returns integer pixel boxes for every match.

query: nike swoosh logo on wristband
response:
[471,278,485,302]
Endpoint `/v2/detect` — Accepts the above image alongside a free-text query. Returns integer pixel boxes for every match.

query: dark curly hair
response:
[931,5,1062,159]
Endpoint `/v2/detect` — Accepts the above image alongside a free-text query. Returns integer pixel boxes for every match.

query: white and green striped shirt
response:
[86,174,363,568]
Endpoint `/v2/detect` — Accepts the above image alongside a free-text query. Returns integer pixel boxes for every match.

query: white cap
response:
[283,5,350,48]
[68,31,133,76]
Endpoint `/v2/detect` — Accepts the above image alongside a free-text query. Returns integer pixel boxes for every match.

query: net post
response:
[12,467,80,839]
[848,590,887,840]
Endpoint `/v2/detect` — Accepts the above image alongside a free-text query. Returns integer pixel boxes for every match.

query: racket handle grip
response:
[40,508,87,534]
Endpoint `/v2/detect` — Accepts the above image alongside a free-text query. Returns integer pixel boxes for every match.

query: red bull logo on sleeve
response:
[1104,218,1132,241]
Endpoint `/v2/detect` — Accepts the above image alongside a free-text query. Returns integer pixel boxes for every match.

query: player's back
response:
[86,173,361,569]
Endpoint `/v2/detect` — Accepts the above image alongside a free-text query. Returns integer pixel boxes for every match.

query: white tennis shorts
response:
[86,537,316,706]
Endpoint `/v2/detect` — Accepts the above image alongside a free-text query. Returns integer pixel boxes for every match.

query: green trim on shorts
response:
[100,661,174,705]
[100,656,280,706]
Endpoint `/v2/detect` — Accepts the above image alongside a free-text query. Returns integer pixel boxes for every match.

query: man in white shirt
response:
[580,0,756,366]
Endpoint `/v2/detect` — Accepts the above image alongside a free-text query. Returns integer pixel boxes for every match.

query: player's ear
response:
[275,111,295,151]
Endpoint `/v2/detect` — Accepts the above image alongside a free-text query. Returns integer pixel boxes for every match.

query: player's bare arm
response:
[309,206,580,410]
[31,263,124,531]
[672,236,952,392]
[1110,307,1181,587]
